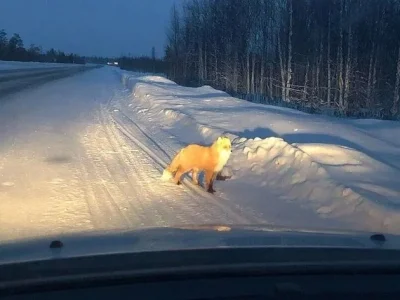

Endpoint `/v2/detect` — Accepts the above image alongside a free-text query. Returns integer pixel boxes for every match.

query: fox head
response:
[212,136,232,172]
[212,136,232,153]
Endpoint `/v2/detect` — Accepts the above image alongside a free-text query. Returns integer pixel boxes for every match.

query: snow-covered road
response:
[1,66,400,243]
[0,67,254,242]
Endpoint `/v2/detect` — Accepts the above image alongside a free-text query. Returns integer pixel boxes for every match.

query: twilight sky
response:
[0,0,180,58]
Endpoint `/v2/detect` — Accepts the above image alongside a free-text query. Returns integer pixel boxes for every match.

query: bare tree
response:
[391,45,400,117]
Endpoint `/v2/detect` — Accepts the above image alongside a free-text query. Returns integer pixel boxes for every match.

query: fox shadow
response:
[229,127,278,140]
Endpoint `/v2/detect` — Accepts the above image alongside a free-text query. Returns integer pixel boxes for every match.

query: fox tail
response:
[161,149,184,181]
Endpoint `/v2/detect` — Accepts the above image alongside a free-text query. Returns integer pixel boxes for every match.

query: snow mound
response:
[229,135,399,226]
[194,85,230,96]
[138,75,175,85]
[233,137,338,201]
[129,78,229,143]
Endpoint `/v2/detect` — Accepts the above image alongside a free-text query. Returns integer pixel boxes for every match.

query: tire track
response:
[102,105,226,225]
[104,95,225,225]
[79,126,136,229]
[77,81,263,230]
[109,115,231,225]
[103,121,182,225]
[110,108,261,225]
[98,107,174,226]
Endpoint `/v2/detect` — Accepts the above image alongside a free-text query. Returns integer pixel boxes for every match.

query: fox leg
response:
[205,171,216,193]
[210,172,217,193]
[191,168,199,185]
[173,167,190,185]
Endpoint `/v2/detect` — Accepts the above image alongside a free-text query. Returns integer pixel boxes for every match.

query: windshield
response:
[0,0,399,252]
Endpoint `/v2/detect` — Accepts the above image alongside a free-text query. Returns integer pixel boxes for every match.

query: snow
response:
[0,60,93,70]
[1,66,400,245]
[121,72,400,234]
[0,67,252,243]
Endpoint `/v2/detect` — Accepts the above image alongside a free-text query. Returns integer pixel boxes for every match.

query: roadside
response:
[119,72,400,234]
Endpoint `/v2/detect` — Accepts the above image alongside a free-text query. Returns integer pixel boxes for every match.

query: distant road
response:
[0,64,100,98]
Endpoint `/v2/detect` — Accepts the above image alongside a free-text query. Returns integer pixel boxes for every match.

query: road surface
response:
[0,67,258,242]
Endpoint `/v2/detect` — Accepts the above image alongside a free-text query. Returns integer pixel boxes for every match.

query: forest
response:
[164,0,400,119]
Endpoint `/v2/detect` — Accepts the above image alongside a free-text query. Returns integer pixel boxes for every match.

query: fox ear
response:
[216,136,222,142]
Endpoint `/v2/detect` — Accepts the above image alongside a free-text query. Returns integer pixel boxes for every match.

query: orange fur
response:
[161,137,232,193]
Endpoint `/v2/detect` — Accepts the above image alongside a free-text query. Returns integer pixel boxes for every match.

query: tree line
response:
[118,55,167,74]
[164,0,400,119]
[0,28,166,74]
[0,29,113,65]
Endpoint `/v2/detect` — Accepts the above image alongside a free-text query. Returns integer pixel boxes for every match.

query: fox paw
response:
[216,174,231,181]
[207,187,216,194]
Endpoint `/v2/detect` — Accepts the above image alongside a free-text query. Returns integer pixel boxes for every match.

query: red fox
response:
[161,136,232,193]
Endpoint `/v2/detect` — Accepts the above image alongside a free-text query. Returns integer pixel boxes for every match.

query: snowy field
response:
[1,66,400,243]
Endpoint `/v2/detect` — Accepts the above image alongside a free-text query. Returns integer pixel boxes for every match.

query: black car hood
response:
[0,224,398,265]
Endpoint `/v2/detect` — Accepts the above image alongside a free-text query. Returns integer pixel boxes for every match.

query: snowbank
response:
[120,72,400,233]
